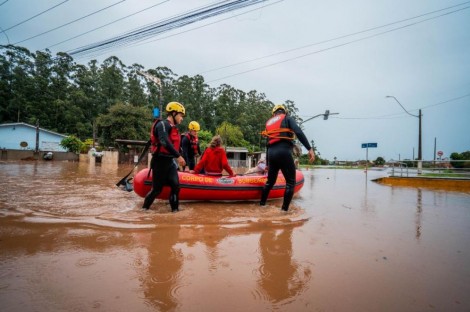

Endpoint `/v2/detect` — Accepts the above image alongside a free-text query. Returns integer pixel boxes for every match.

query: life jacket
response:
[183,132,199,155]
[261,113,295,145]
[150,119,181,155]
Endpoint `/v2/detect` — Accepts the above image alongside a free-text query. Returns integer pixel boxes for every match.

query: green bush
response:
[60,136,85,154]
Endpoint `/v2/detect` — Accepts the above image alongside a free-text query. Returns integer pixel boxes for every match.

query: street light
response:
[385,95,422,173]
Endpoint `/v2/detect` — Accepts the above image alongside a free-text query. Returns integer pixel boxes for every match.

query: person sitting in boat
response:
[191,135,236,177]
[245,158,266,175]
[181,121,201,171]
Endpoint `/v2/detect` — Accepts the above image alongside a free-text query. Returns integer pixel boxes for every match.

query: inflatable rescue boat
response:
[133,168,304,201]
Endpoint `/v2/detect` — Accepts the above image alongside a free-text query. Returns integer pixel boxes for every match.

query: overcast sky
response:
[1,0,469,161]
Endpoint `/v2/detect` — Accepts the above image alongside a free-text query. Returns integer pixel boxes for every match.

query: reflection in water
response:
[1,162,470,311]
[257,222,311,305]
[142,227,183,311]
[415,188,423,240]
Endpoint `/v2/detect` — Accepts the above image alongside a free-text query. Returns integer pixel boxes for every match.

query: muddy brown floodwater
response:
[0,161,469,311]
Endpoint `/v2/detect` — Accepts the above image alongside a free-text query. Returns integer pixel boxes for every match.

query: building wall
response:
[0,123,67,152]
[0,149,78,161]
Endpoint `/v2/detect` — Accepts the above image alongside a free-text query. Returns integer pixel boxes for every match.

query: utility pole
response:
[386,96,423,174]
[138,71,163,118]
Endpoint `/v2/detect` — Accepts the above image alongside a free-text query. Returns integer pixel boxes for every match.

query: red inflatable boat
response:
[133,168,305,201]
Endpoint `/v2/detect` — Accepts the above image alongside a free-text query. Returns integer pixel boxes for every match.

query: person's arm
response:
[156,121,181,158]
[221,151,235,176]
[193,151,206,173]
[287,116,315,163]
[181,135,190,161]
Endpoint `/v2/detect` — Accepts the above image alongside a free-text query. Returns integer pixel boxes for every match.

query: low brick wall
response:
[79,150,119,165]
[0,149,78,161]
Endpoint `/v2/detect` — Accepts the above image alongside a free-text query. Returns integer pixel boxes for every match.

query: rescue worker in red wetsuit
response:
[142,102,186,212]
[191,135,236,177]
[260,104,315,211]
[181,121,202,171]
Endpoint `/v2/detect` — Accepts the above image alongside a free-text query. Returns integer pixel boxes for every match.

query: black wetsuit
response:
[142,120,181,211]
[260,115,312,211]
[181,133,201,171]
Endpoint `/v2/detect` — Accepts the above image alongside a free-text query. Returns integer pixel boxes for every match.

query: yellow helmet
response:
[272,104,287,115]
[188,121,200,131]
[166,101,185,116]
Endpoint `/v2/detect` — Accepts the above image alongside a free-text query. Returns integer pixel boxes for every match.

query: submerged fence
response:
[389,160,470,178]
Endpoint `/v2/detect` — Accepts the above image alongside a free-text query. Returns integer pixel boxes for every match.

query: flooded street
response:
[1,161,469,311]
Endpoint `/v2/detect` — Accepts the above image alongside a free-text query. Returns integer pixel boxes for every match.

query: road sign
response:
[361,143,377,148]
[437,151,443,157]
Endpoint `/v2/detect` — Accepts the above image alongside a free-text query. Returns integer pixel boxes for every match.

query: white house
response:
[226,146,249,168]
[0,122,68,152]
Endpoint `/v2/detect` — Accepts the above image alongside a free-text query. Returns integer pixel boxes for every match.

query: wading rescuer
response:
[260,104,315,211]
[181,121,201,171]
[142,102,186,212]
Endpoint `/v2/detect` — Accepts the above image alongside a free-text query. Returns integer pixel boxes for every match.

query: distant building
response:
[226,146,249,168]
[0,122,68,152]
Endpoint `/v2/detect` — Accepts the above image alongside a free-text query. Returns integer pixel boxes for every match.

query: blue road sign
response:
[362,143,377,148]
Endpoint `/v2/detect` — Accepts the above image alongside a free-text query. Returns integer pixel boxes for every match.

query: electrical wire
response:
[67,0,270,58]
[206,5,470,83]
[4,0,70,32]
[128,0,282,52]
[0,26,10,44]
[46,0,171,49]
[13,0,126,45]
[421,93,470,109]
[199,1,470,75]
[330,93,470,120]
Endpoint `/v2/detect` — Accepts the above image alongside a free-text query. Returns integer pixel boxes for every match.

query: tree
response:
[197,129,214,150]
[60,135,84,153]
[236,90,272,150]
[96,102,152,148]
[0,45,35,123]
[375,156,385,166]
[450,151,470,169]
[98,56,126,111]
[1,45,307,154]
[125,64,147,107]
[216,121,248,148]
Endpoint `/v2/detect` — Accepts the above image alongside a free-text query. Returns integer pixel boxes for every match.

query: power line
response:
[206,5,470,83]
[127,0,283,53]
[421,93,470,109]
[0,0,9,7]
[67,0,272,58]
[46,0,170,49]
[72,0,282,61]
[334,114,407,120]
[0,26,10,44]
[13,0,126,45]
[199,1,470,75]
[332,93,470,120]
[4,0,70,32]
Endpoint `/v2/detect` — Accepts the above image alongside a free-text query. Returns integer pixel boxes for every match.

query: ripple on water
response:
[76,257,98,267]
